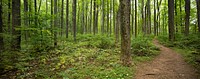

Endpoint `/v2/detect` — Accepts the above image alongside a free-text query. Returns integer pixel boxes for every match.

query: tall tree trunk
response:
[61,0,64,36]
[0,0,3,51]
[141,0,145,34]
[34,0,37,26]
[135,0,137,37]
[185,0,190,36]
[54,0,58,46]
[115,7,120,43]
[154,0,157,36]
[51,0,53,35]
[102,0,105,34]
[168,0,175,41]
[66,0,69,38]
[113,0,115,36]
[73,0,77,41]
[12,0,21,50]
[107,0,109,34]
[89,0,92,33]
[8,0,11,34]
[24,0,28,40]
[93,0,96,35]
[197,0,200,32]
[147,0,151,34]
[120,0,132,66]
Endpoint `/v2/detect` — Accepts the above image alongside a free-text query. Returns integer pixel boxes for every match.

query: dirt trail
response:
[135,40,199,79]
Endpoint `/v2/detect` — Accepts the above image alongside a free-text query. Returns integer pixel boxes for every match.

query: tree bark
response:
[168,0,175,41]
[196,0,200,32]
[0,0,3,51]
[66,0,69,38]
[12,0,21,50]
[73,0,77,41]
[135,0,137,37]
[120,0,132,66]
[61,0,64,36]
[54,0,58,46]
[185,0,190,36]
[24,0,28,40]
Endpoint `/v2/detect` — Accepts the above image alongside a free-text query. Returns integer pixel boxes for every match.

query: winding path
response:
[135,40,199,79]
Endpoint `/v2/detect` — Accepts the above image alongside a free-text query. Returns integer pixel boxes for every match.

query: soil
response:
[135,39,199,79]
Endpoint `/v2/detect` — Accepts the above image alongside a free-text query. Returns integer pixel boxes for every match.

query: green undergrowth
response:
[157,33,200,72]
[0,34,160,79]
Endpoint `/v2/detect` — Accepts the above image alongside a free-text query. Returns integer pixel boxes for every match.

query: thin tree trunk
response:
[197,0,200,32]
[135,0,137,37]
[0,0,3,51]
[8,0,11,34]
[61,0,64,36]
[66,0,69,38]
[73,0,77,41]
[54,0,58,46]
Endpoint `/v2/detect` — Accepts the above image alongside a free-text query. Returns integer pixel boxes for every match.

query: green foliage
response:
[131,36,160,56]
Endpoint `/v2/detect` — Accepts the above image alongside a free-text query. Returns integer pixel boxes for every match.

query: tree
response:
[54,0,58,46]
[135,0,137,37]
[185,0,190,36]
[12,0,21,50]
[73,0,77,41]
[196,0,200,32]
[154,0,157,36]
[168,0,175,41]
[0,0,3,51]
[61,0,64,36]
[8,0,11,33]
[120,0,132,66]
[24,0,28,40]
[66,0,69,38]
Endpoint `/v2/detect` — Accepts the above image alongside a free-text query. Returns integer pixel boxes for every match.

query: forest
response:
[0,0,200,78]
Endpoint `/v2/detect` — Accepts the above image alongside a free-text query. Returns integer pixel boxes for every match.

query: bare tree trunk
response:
[197,0,200,32]
[66,0,69,38]
[61,0,64,36]
[168,0,175,41]
[0,0,3,51]
[54,0,58,46]
[135,0,137,37]
[120,0,132,66]
[73,0,77,41]
[185,0,190,36]
[12,0,21,50]
[8,0,11,34]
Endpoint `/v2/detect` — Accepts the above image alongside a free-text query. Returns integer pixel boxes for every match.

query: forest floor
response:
[135,39,199,79]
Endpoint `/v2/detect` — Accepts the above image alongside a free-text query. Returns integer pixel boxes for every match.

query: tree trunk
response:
[196,0,200,32]
[0,0,3,51]
[8,0,11,34]
[154,0,157,36]
[12,0,21,50]
[61,0,64,36]
[24,0,28,40]
[120,0,132,66]
[185,0,190,36]
[168,0,175,41]
[54,0,58,46]
[135,0,137,37]
[93,0,96,35]
[66,0,69,38]
[73,0,77,41]
[102,0,105,34]
[147,0,151,34]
